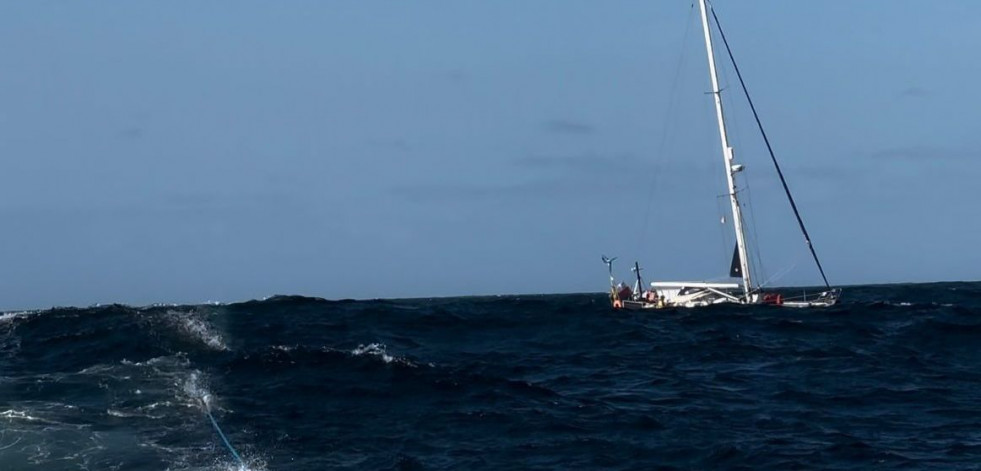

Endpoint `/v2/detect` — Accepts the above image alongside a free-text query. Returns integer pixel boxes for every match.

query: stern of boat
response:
[771,288,842,308]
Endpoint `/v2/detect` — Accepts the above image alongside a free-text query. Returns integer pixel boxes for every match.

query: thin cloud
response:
[897,86,929,99]
[514,153,638,172]
[515,152,714,178]
[785,164,852,181]
[1,191,300,222]
[543,119,595,135]
[163,191,298,211]
[365,137,412,152]
[118,127,144,139]
[868,146,977,161]
[440,69,469,84]
[392,178,611,203]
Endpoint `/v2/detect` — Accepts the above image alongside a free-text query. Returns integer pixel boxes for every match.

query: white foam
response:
[167,310,228,351]
[106,407,165,420]
[181,371,213,410]
[0,409,41,421]
[121,355,189,368]
[139,401,172,411]
[350,343,416,367]
[217,458,268,471]
[78,364,118,375]
[351,343,395,363]
[0,310,39,325]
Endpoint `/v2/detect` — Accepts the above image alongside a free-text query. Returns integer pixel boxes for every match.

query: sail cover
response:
[729,244,741,278]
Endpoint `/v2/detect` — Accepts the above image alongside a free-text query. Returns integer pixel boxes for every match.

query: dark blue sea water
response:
[2,282,981,470]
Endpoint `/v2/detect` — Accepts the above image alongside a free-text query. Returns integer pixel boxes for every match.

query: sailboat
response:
[605,0,841,310]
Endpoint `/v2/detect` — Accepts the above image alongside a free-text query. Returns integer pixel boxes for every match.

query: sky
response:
[1,1,979,309]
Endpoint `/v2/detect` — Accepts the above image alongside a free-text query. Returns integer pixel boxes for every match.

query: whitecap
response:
[0,310,39,325]
[0,409,41,421]
[77,364,118,375]
[166,310,228,351]
[351,343,395,363]
[106,408,164,420]
[121,355,188,368]
[106,409,133,418]
[350,343,417,367]
[139,401,173,411]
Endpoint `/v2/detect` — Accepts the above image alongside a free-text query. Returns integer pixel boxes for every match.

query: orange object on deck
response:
[763,293,783,305]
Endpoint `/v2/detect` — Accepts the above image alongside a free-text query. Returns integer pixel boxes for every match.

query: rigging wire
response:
[708,2,832,289]
[742,182,769,287]
[759,249,805,288]
[711,26,767,285]
[637,2,697,255]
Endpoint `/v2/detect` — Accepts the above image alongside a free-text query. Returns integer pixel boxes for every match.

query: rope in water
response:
[201,395,245,468]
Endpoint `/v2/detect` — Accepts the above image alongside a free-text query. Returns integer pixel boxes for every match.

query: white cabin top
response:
[651,282,740,289]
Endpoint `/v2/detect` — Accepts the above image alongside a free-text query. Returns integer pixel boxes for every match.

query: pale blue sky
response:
[1,1,978,309]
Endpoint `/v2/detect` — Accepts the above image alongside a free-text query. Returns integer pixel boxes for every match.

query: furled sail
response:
[729,244,741,278]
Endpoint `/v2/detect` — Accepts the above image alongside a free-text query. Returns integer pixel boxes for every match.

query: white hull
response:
[612,285,840,310]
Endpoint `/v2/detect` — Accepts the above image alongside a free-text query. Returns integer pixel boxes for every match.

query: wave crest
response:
[165,310,228,351]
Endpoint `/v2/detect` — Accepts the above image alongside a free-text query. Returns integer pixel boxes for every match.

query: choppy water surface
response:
[2,282,981,470]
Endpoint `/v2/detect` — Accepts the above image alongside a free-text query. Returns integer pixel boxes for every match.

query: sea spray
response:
[166,310,228,351]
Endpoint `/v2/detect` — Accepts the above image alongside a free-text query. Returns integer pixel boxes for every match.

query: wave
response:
[0,310,42,325]
[232,294,357,309]
[0,410,45,422]
[350,343,419,367]
[3,283,981,469]
[229,343,425,372]
[162,309,229,351]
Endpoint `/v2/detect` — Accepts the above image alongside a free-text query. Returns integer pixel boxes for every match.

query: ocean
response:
[2,282,980,470]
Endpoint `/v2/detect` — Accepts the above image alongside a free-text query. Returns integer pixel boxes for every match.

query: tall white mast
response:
[698,0,754,299]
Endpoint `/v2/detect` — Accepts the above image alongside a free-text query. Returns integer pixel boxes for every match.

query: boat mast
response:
[697,0,754,299]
